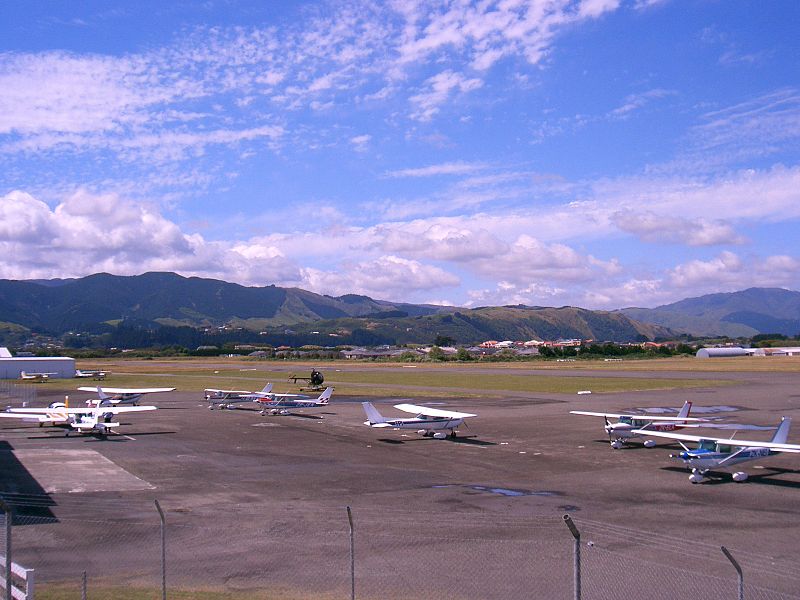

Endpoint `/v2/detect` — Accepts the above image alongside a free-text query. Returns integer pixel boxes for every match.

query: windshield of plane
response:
[698,439,716,451]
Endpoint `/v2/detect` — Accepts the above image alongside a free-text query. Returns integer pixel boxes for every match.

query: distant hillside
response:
[276,305,672,344]
[0,272,447,335]
[0,272,671,346]
[619,288,800,337]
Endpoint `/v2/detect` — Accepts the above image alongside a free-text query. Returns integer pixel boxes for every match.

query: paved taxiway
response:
[2,365,800,597]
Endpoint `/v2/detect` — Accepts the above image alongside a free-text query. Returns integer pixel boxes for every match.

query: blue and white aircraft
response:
[248,386,334,416]
[634,417,800,483]
[362,402,476,439]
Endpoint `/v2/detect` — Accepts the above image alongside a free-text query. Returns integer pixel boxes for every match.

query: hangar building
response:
[0,347,75,379]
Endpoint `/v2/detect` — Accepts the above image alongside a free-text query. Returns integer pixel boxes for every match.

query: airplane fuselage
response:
[677,446,775,470]
[607,419,686,440]
[376,416,464,432]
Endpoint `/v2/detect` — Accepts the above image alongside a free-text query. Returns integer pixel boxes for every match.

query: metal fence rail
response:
[3,503,799,600]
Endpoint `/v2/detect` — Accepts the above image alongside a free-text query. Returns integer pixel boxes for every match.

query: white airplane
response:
[634,417,800,483]
[0,396,157,437]
[247,386,334,416]
[20,371,56,382]
[79,386,175,406]
[75,369,108,380]
[206,383,273,409]
[570,401,707,449]
[362,402,476,439]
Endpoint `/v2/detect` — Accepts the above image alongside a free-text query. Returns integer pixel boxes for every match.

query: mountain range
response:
[618,287,800,338]
[0,272,797,346]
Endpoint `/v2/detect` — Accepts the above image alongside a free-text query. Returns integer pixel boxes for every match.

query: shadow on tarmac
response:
[377,435,496,446]
[662,466,800,488]
[0,440,58,522]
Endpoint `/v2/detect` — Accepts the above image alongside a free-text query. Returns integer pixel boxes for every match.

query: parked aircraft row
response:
[570,403,800,484]
[5,380,800,485]
[0,386,171,437]
[205,383,334,415]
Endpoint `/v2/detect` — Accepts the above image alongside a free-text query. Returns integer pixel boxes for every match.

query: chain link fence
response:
[0,381,37,410]
[3,499,799,600]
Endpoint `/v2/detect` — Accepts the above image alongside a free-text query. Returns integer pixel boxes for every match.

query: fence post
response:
[562,514,581,600]
[721,546,743,600]
[1,498,11,600]
[346,506,355,600]
[81,570,87,600]
[154,499,166,600]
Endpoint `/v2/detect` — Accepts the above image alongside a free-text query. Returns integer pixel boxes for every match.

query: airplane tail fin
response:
[261,382,273,394]
[677,401,692,419]
[362,402,386,424]
[316,387,333,404]
[771,417,792,444]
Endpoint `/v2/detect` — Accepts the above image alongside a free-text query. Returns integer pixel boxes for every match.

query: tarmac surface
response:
[2,364,800,598]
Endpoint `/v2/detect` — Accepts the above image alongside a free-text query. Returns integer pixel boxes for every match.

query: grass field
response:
[6,357,747,398]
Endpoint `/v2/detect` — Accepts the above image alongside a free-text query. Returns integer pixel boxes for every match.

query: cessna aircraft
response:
[248,386,334,416]
[20,371,56,382]
[0,396,157,437]
[570,401,706,449]
[206,383,273,409]
[75,369,108,380]
[80,386,175,406]
[634,417,800,483]
[362,402,476,439]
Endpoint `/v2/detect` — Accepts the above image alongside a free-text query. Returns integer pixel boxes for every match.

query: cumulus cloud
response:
[0,189,299,283]
[667,251,800,291]
[301,255,460,299]
[612,211,745,246]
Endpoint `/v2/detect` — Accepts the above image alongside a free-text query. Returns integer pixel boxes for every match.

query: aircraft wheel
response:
[610,440,623,450]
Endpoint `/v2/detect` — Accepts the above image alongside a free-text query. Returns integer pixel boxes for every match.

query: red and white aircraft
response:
[570,401,707,449]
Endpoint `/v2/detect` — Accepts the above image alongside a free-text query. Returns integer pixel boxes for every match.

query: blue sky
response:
[1,0,799,309]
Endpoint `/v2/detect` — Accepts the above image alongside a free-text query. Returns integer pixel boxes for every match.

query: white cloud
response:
[409,70,484,121]
[667,251,800,292]
[301,255,460,300]
[612,211,745,246]
[385,161,485,178]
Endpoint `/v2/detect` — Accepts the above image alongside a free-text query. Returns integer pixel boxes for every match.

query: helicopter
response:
[288,369,325,391]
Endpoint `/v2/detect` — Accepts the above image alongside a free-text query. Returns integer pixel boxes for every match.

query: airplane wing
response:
[7,407,85,415]
[631,429,800,452]
[393,404,477,418]
[78,387,175,394]
[103,405,158,414]
[569,410,706,422]
[0,412,60,423]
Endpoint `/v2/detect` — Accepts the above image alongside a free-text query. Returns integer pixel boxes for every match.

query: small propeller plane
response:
[75,369,108,380]
[634,417,800,483]
[245,386,334,416]
[80,385,175,406]
[0,396,157,437]
[206,383,273,409]
[570,401,707,449]
[20,371,56,382]
[362,402,476,439]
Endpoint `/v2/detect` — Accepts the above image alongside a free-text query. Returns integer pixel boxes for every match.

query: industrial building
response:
[696,346,800,358]
[0,347,75,379]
